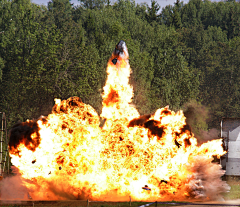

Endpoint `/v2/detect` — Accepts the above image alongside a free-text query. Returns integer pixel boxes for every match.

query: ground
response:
[0,177,240,207]
[222,176,240,200]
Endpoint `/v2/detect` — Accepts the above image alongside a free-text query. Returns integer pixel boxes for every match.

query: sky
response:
[31,0,190,9]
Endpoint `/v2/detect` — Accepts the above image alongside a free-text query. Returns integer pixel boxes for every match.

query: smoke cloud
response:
[0,167,29,200]
[186,156,230,200]
[183,101,219,144]
[9,120,41,156]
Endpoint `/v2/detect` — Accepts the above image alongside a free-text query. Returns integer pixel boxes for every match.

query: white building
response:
[221,118,240,176]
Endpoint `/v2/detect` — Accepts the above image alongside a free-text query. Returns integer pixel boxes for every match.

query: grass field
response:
[222,176,240,200]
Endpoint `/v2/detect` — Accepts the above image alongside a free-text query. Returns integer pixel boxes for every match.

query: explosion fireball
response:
[8,41,229,201]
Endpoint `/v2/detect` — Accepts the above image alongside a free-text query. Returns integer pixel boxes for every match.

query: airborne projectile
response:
[111,40,128,65]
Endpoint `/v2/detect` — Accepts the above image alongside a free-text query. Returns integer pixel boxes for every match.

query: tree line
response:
[0,0,240,139]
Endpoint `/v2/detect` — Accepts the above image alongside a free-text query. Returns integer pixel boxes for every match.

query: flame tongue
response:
[9,41,229,201]
[101,40,139,122]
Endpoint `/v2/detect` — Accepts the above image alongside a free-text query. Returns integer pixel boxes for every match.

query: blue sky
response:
[31,0,190,9]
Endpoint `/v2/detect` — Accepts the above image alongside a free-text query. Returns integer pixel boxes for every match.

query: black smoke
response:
[9,120,41,156]
[128,114,165,139]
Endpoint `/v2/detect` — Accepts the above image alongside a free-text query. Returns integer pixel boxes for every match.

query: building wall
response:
[221,118,240,176]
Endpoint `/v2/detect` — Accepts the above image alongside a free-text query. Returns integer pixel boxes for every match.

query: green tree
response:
[0,0,52,124]
[47,0,73,29]
[79,0,107,9]
[146,0,160,23]
[172,0,182,29]
[149,25,199,111]
[181,0,204,27]
[160,0,182,29]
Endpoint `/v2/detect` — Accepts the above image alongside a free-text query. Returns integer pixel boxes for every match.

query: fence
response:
[0,112,10,177]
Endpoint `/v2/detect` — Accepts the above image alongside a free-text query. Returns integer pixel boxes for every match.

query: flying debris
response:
[112,58,117,65]
[142,185,151,191]
[175,139,182,148]
[160,180,168,184]
[113,40,126,56]
[111,40,128,65]
[27,192,32,199]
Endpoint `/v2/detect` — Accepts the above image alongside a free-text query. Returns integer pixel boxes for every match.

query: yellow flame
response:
[9,44,227,201]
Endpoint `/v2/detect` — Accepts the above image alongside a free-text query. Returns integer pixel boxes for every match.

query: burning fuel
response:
[7,41,230,201]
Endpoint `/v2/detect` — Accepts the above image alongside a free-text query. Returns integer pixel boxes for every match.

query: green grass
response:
[222,176,240,200]
[88,202,171,207]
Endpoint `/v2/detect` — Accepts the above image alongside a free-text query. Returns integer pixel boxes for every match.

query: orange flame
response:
[9,41,228,201]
